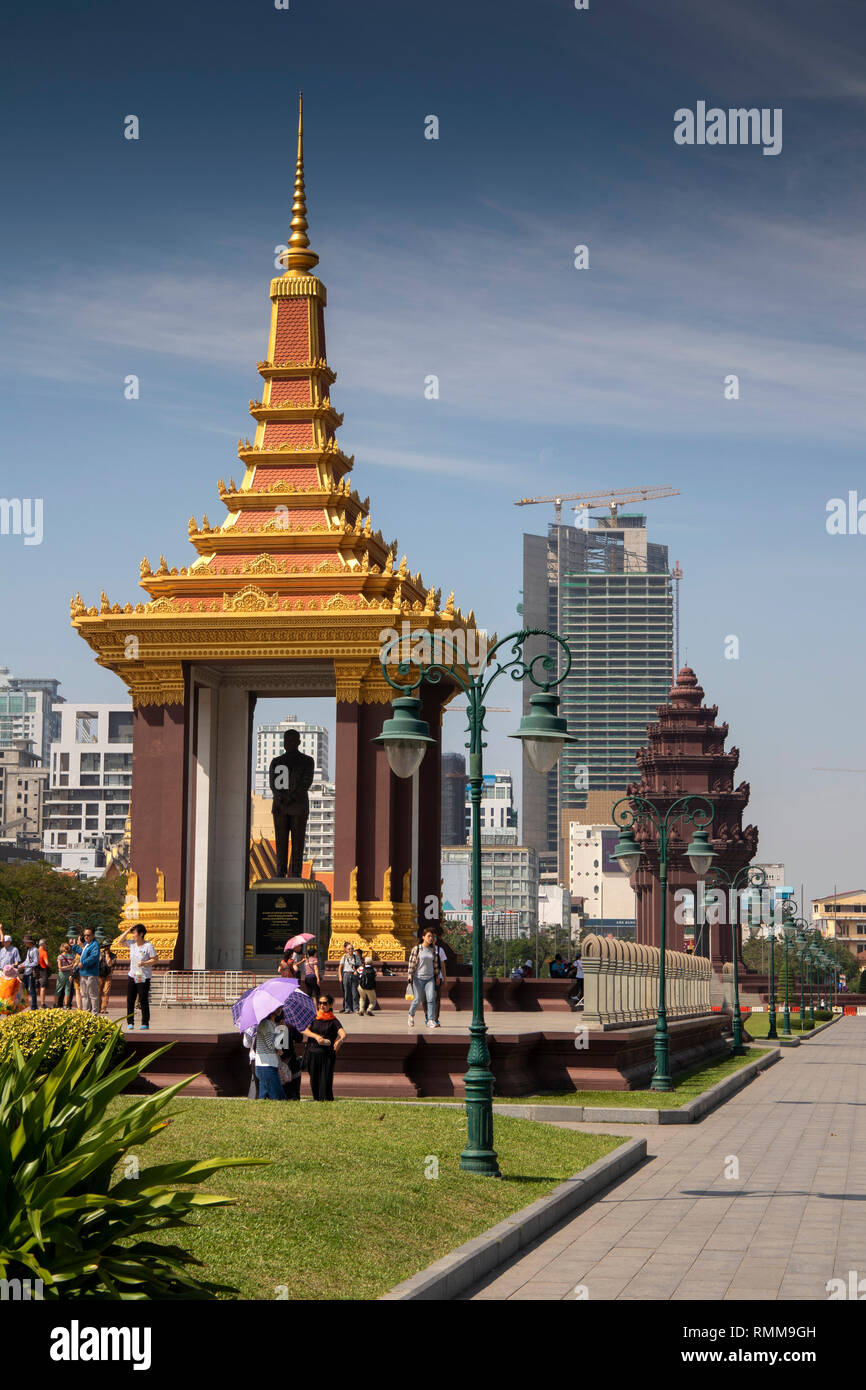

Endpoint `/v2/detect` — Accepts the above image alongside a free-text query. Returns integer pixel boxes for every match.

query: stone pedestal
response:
[244,878,330,971]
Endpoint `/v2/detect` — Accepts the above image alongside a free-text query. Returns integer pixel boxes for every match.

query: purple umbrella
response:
[283,989,317,1033]
[233,978,301,1033]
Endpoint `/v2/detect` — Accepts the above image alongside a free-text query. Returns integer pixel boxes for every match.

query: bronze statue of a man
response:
[268,729,315,879]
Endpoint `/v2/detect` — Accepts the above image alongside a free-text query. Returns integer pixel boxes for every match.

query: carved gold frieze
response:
[328,897,419,961]
[269,274,327,303]
[125,666,185,708]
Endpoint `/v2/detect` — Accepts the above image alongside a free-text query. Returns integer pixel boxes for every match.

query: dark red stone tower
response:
[628,667,758,968]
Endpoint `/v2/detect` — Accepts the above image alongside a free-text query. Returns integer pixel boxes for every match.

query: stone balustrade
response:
[581,934,713,1028]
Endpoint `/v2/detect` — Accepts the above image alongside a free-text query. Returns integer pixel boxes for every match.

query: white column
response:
[208,686,253,968]
[188,684,216,971]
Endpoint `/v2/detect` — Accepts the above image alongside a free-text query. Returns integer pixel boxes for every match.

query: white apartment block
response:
[42,702,133,877]
[254,713,330,798]
[467,770,518,843]
[569,823,636,931]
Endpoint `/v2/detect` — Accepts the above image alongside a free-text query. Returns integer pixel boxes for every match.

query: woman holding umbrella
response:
[250,1006,285,1100]
[233,976,318,1100]
[301,994,346,1101]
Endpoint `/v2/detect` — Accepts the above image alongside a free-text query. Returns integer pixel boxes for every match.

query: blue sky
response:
[2,0,865,910]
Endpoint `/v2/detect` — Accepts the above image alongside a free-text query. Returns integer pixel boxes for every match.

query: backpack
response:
[360,964,376,989]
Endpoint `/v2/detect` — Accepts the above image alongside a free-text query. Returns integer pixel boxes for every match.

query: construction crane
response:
[514,484,680,526]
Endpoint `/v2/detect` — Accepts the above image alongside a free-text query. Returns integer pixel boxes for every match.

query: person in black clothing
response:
[301,994,346,1101]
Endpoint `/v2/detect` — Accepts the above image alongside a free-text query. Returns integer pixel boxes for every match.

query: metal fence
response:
[150,971,274,1008]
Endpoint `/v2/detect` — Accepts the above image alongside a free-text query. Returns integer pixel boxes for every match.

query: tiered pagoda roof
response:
[70,96,477,706]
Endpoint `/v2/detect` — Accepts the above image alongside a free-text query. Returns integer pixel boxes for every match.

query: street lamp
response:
[781,922,796,1037]
[611,794,716,1091]
[375,627,576,1176]
[706,864,767,1052]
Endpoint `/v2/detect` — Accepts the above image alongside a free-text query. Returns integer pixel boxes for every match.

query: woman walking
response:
[407,929,446,1029]
[301,994,345,1101]
[302,945,321,1001]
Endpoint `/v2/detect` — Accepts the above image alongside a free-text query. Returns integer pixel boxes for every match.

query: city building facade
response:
[813,889,866,961]
[442,843,540,934]
[440,751,467,846]
[471,770,517,844]
[0,741,48,850]
[42,702,133,876]
[568,823,637,935]
[0,669,63,765]
[254,712,329,797]
[521,513,673,877]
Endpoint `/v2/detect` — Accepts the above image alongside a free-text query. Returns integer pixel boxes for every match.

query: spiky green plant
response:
[0,1037,266,1299]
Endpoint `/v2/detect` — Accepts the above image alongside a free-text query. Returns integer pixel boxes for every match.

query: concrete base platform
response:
[115,1005,730,1098]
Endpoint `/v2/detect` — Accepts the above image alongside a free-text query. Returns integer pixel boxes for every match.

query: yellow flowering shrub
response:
[0,1009,122,1073]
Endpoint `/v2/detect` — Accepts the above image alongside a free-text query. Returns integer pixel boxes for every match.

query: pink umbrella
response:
[284,932,315,951]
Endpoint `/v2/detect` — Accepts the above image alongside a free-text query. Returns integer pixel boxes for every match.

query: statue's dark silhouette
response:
[268,729,315,878]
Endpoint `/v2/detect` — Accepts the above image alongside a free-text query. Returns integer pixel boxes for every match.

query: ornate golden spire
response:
[283,92,319,276]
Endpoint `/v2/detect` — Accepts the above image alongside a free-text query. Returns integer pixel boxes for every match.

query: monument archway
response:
[70,99,478,967]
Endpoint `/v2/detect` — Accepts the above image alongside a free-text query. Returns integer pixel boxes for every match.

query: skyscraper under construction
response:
[521,510,674,876]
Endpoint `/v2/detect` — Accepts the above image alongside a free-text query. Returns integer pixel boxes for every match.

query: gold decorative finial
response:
[283,92,319,276]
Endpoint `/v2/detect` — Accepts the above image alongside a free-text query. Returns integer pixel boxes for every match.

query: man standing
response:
[268,729,315,879]
[77,929,100,1014]
[117,922,158,1031]
[338,940,362,1014]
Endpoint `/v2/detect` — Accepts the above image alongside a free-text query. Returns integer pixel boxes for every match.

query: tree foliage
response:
[0,861,125,956]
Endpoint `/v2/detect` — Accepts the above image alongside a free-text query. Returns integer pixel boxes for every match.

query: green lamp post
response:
[806,941,816,1028]
[706,864,767,1051]
[374,627,576,1177]
[780,923,796,1037]
[611,795,716,1091]
[796,931,808,1030]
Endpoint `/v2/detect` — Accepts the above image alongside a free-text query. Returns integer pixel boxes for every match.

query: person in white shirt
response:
[243,1010,286,1100]
[116,922,158,1031]
[0,935,20,971]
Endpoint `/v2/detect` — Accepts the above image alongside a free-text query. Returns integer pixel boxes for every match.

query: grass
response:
[743,1013,828,1038]
[380,1048,770,1110]
[123,1097,623,1300]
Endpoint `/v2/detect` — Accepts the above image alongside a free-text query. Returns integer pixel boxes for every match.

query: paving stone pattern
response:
[464,1017,866,1301]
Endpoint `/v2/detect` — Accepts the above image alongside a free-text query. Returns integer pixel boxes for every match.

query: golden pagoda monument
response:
[71,97,477,966]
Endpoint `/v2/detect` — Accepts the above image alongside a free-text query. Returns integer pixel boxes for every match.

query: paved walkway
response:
[463,1017,866,1301]
[107,1004,577,1036]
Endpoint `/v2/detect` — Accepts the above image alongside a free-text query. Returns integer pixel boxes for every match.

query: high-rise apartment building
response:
[522,512,673,876]
[0,669,63,765]
[254,713,329,798]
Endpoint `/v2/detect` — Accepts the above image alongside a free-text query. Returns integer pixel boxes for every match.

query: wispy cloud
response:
[3,198,865,445]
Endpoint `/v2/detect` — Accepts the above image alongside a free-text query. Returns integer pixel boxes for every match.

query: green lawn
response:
[743,1013,825,1038]
[124,1098,623,1300]
[380,1048,769,1110]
